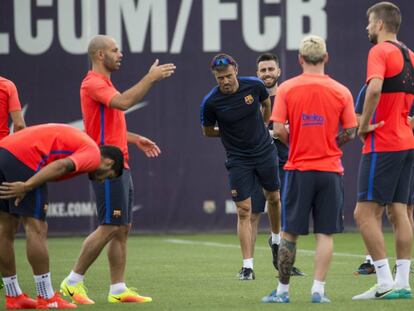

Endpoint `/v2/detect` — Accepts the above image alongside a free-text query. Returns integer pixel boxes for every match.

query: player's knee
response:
[23,218,47,239]
[353,208,363,226]
[236,202,251,220]
[265,191,280,206]
[386,209,395,226]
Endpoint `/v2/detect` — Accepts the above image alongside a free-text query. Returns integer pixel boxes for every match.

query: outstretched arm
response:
[0,158,75,206]
[127,132,161,158]
[109,59,176,111]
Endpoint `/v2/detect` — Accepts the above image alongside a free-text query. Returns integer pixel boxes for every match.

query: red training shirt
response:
[80,71,129,168]
[0,76,22,140]
[271,73,357,173]
[0,124,100,178]
[363,41,414,154]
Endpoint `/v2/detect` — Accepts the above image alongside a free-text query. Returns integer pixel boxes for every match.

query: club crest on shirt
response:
[113,210,122,218]
[244,95,254,105]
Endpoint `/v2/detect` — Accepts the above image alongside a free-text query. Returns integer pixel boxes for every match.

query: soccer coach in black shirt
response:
[200,53,281,280]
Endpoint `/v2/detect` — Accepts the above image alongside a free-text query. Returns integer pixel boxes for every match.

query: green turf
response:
[1,232,413,310]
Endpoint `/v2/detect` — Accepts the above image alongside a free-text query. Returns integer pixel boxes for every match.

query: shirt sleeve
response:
[341,89,358,128]
[257,81,269,102]
[366,45,386,83]
[200,99,216,127]
[86,78,119,107]
[68,144,101,174]
[271,85,287,123]
[7,81,22,112]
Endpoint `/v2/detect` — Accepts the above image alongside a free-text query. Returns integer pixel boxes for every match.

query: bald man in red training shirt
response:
[60,35,175,305]
[353,2,414,300]
[0,76,26,139]
[0,124,124,309]
[261,35,357,304]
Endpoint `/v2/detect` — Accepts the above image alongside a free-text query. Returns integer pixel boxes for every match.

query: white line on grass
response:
[165,239,364,258]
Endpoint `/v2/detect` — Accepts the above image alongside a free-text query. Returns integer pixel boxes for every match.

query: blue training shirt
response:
[200,77,273,157]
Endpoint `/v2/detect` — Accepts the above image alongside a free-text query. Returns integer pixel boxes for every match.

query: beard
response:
[103,55,120,72]
[368,33,378,45]
[263,76,278,88]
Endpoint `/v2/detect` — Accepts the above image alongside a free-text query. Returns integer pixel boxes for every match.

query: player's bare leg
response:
[354,202,387,260]
[264,190,281,235]
[0,212,19,276]
[250,213,261,258]
[236,198,253,260]
[73,225,119,274]
[22,217,49,275]
[107,224,131,284]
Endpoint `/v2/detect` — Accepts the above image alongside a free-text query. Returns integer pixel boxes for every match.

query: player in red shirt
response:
[60,35,175,304]
[0,76,26,292]
[0,76,26,139]
[0,124,124,309]
[353,2,414,300]
[262,35,357,304]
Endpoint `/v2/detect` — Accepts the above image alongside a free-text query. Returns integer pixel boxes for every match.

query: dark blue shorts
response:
[251,180,266,213]
[251,140,287,213]
[225,145,280,202]
[282,170,344,235]
[409,164,414,206]
[0,149,48,220]
[358,150,414,205]
[92,169,133,225]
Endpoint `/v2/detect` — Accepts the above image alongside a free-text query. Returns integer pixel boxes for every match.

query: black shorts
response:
[92,169,133,225]
[225,145,280,202]
[251,180,266,213]
[251,140,287,213]
[358,150,414,205]
[409,164,414,206]
[0,149,48,220]
[282,170,344,235]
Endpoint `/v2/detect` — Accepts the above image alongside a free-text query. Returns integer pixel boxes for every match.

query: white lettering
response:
[3,0,328,55]
[58,0,99,54]
[286,0,327,50]
[14,0,53,55]
[0,33,9,54]
[241,0,281,52]
[202,0,237,52]
[170,0,193,54]
[106,0,168,53]
[47,202,97,218]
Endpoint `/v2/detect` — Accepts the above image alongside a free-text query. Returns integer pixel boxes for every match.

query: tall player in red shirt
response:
[0,76,26,292]
[262,35,357,304]
[60,35,175,304]
[0,76,26,139]
[0,124,124,309]
[353,2,414,300]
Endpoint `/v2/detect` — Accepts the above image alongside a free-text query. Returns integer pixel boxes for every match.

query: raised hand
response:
[148,59,176,81]
[134,136,161,158]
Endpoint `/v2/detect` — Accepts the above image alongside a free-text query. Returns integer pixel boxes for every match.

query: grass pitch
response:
[1,232,413,310]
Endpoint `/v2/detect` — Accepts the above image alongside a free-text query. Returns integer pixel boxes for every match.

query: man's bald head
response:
[87,35,114,61]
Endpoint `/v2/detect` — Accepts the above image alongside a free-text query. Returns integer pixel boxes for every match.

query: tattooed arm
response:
[336,127,357,147]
